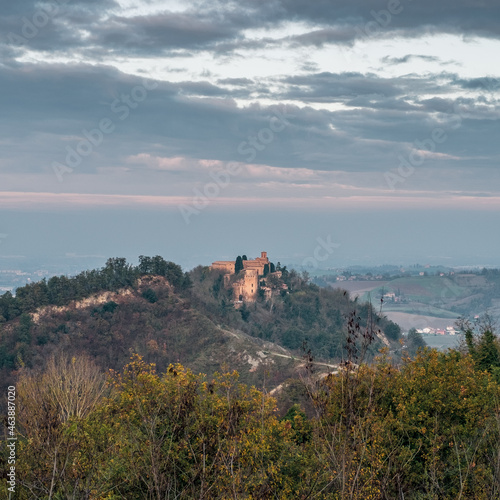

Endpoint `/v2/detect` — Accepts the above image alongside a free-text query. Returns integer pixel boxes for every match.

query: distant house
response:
[446,326,457,335]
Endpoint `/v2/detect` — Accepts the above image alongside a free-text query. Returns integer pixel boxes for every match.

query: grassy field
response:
[360,275,472,332]
[330,273,498,333]
[381,303,458,319]
[362,276,468,304]
[329,280,388,296]
[423,334,464,351]
[383,311,459,331]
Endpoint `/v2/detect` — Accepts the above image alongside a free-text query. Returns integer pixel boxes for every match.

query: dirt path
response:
[267,351,340,370]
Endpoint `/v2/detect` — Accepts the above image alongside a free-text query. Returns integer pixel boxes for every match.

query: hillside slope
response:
[0,276,309,390]
[0,257,404,394]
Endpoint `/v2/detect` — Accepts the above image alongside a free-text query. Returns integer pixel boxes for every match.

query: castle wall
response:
[211,261,235,273]
[233,269,258,302]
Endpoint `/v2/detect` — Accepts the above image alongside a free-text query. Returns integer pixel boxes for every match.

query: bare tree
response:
[16,354,108,499]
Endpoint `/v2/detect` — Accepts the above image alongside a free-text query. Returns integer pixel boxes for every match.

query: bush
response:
[142,288,158,303]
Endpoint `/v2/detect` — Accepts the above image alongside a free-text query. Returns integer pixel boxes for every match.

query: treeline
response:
[3,335,500,499]
[0,256,191,322]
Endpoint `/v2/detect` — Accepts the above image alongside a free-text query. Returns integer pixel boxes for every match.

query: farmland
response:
[325,271,500,333]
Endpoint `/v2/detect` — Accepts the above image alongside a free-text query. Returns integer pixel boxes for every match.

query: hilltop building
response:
[210,252,283,303]
[211,251,270,276]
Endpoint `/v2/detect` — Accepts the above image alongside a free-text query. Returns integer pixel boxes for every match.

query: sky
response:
[1,0,500,271]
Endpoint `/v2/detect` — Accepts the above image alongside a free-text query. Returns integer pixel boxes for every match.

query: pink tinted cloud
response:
[1,191,500,211]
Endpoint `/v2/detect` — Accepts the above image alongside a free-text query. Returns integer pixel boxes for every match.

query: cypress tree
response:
[235,256,244,274]
[476,329,500,372]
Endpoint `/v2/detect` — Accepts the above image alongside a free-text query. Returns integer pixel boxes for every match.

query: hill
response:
[0,257,404,395]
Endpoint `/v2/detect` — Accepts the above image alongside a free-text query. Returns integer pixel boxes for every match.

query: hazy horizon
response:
[1,208,500,275]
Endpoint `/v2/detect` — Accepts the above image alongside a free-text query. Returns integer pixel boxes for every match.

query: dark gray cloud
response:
[0,2,497,181]
[458,77,500,92]
[88,12,241,54]
[2,0,499,63]
[382,55,441,65]
[2,0,118,52]
[1,59,498,184]
[217,77,255,86]
[281,72,403,101]
[278,71,463,105]
[287,26,360,47]
[170,0,500,54]
[346,96,418,111]
[270,0,500,40]
[1,0,117,17]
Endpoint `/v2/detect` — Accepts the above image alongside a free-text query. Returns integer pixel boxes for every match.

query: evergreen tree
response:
[465,328,476,358]
[17,313,33,344]
[138,255,153,274]
[235,256,244,274]
[407,328,426,356]
[476,329,500,372]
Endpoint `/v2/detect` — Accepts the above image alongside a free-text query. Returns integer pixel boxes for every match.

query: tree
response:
[406,327,426,356]
[242,255,248,260]
[103,257,136,288]
[282,327,304,350]
[138,254,153,274]
[16,313,33,344]
[15,355,107,498]
[142,288,158,303]
[461,318,500,379]
[384,322,401,341]
[307,348,500,499]
[281,404,312,444]
[476,328,500,373]
[0,291,19,321]
[263,264,270,276]
[240,303,250,321]
[270,262,276,273]
[74,356,301,499]
[235,256,244,274]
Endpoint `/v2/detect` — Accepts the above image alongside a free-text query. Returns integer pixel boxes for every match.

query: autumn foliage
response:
[2,349,500,499]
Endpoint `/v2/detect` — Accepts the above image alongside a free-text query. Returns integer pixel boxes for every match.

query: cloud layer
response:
[0,0,499,267]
